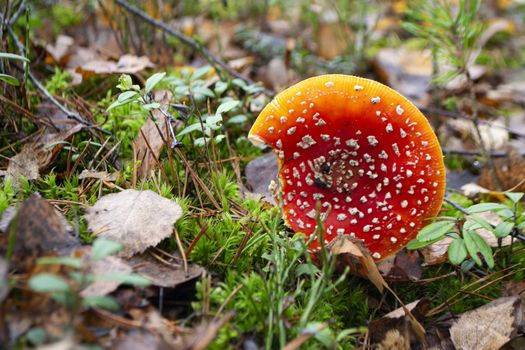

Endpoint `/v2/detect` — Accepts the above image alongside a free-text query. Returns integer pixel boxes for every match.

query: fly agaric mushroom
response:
[248,75,445,261]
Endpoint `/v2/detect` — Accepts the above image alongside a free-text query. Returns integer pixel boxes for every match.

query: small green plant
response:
[45,68,71,96]
[195,207,365,349]
[403,0,484,84]
[107,72,166,112]
[0,52,30,86]
[409,193,525,269]
[28,238,150,326]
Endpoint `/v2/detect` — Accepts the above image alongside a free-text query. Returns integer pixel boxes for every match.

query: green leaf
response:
[463,230,481,266]
[142,102,161,110]
[0,52,30,62]
[469,231,494,268]
[463,230,494,268]
[92,238,122,261]
[495,221,514,238]
[117,90,139,102]
[461,259,475,272]
[214,81,228,95]
[37,256,82,268]
[29,273,70,293]
[25,327,47,346]
[95,272,151,286]
[206,115,223,130]
[106,98,135,112]
[466,215,494,232]
[448,238,467,265]
[193,86,215,99]
[177,122,204,137]
[216,100,240,115]
[214,134,226,143]
[417,221,456,242]
[466,203,508,214]
[406,236,443,250]
[296,263,320,277]
[83,295,120,311]
[116,74,133,91]
[194,136,207,147]
[227,114,248,124]
[0,73,20,86]
[506,192,524,203]
[145,72,166,93]
[192,66,211,80]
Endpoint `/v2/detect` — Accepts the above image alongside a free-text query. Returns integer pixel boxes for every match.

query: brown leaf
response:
[373,48,432,105]
[6,146,40,183]
[84,190,183,258]
[479,147,525,192]
[327,235,386,293]
[420,236,453,266]
[244,152,278,205]
[76,247,133,298]
[377,250,422,282]
[449,296,521,350]
[76,54,154,78]
[127,252,203,288]
[369,299,430,350]
[78,169,118,182]
[134,91,173,179]
[45,35,74,65]
[6,122,83,187]
[0,194,78,260]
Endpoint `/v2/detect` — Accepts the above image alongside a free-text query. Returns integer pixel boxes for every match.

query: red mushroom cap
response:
[248,75,446,261]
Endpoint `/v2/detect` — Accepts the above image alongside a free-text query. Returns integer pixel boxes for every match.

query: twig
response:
[443,197,470,216]
[443,148,525,158]
[7,0,25,26]
[1,15,111,135]
[113,0,273,97]
[420,106,525,140]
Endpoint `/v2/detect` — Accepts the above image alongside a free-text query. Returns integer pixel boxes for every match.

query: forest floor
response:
[1,1,525,349]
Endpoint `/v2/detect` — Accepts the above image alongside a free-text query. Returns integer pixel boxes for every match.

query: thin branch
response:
[420,106,525,140]
[7,0,25,26]
[2,14,111,135]
[444,197,470,216]
[113,0,273,97]
[442,148,525,158]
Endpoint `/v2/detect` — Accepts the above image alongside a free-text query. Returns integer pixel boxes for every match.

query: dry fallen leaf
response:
[326,235,386,293]
[6,146,40,183]
[84,190,183,258]
[420,236,453,266]
[77,247,133,298]
[479,147,525,192]
[449,296,521,350]
[134,90,173,179]
[373,48,432,104]
[447,118,509,151]
[377,250,422,282]
[127,252,203,288]
[45,35,74,65]
[6,123,83,187]
[76,54,154,78]
[0,194,78,260]
[369,299,430,350]
[244,152,278,205]
[79,169,118,182]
